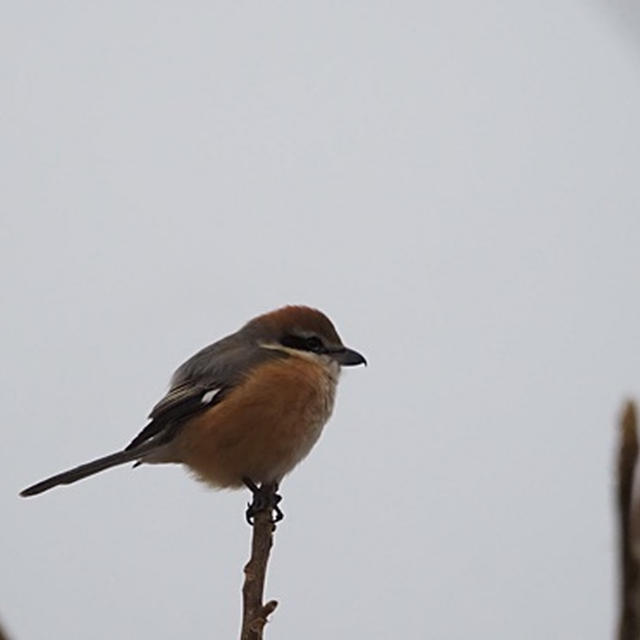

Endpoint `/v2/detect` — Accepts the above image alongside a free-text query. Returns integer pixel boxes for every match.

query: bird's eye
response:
[280,333,327,354]
[305,336,324,352]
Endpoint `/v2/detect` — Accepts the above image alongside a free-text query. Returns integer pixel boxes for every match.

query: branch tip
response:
[240,483,279,640]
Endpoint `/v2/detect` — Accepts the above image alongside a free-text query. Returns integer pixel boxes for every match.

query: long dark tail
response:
[20,447,149,497]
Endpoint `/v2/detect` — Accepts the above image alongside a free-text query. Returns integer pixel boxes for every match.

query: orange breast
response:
[172,357,338,488]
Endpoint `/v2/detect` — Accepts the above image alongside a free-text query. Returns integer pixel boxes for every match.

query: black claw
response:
[243,477,285,525]
[271,502,284,523]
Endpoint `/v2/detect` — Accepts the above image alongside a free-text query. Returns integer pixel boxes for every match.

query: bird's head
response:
[243,305,367,367]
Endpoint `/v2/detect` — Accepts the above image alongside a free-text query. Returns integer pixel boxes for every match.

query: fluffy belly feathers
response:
[171,358,339,487]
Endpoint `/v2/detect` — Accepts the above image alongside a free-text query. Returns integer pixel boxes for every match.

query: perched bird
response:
[20,305,366,521]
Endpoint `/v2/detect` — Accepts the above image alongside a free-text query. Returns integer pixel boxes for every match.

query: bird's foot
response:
[243,478,284,525]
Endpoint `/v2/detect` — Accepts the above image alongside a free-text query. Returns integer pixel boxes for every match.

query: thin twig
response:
[618,400,639,640]
[240,483,279,640]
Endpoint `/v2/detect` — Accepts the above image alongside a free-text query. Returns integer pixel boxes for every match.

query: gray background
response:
[2,2,640,638]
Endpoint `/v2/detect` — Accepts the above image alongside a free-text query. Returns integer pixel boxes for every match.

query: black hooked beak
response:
[331,346,367,367]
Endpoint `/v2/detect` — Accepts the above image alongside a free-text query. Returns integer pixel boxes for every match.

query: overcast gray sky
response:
[3,2,640,638]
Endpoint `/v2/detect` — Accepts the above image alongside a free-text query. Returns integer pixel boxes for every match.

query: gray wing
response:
[125,332,284,451]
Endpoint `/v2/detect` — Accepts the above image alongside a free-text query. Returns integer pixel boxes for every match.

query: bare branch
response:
[240,483,279,640]
[618,400,639,640]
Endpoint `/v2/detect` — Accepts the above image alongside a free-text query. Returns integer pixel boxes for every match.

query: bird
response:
[20,305,366,522]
